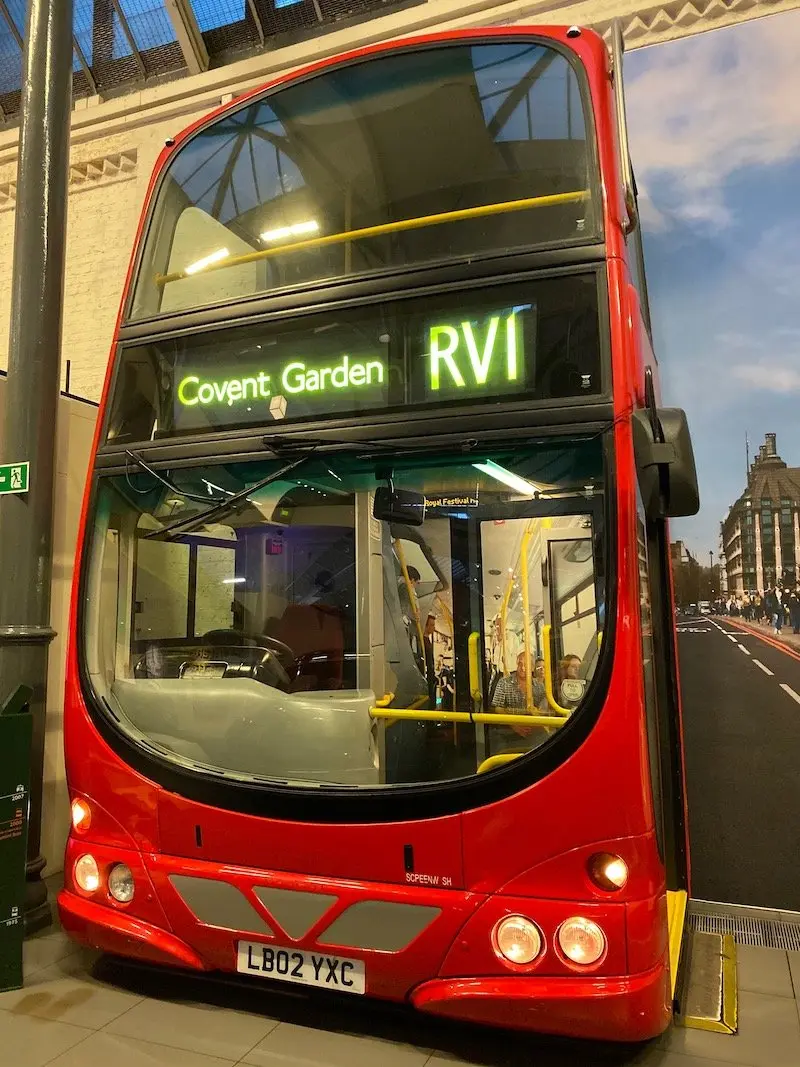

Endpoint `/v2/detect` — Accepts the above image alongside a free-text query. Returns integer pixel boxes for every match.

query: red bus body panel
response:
[60,25,681,1042]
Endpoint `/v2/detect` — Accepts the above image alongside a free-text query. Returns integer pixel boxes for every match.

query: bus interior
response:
[85,444,604,788]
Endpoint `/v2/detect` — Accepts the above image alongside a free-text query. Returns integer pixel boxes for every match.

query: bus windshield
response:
[82,437,607,788]
[129,40,598,321]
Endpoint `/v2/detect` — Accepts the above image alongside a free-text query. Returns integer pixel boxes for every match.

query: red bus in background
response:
[59,24,699,1041]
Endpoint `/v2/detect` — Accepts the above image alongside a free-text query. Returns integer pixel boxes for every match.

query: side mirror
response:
[373,486,426,527]
[632,407,699,519]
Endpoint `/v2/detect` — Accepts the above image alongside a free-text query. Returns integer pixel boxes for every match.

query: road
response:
[676,612,800,911]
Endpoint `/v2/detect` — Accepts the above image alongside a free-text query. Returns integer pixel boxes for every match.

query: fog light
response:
[108,863,135,903]
[557,917,606,965]
[589,852,629,891]
[74,854,100,893]
[71,798,91,833]
[493,915,543,965]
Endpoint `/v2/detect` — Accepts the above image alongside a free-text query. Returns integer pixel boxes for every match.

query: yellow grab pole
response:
[541,623,572,718]
[520,526,533,711]
[467,631,482,704]
[369,707,568,728]
[477,753,523,774]
[156,190,589,286]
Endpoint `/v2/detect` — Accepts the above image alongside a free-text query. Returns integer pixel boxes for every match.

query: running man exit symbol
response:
[0,462,29,495]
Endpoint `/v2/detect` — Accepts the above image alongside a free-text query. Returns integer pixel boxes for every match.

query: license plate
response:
[236,941,365,994]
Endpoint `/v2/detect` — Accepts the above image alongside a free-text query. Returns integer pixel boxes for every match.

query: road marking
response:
[737,644,750,655]
[752,660,774,676]
[780,684,800,705]
[726,635,738,642]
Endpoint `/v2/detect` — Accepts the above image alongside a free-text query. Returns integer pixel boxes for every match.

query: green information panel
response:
[0,686,32,992]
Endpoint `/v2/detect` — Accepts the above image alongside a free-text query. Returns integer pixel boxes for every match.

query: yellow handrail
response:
[520,525,533,710]
[156,190,589,286]
[467,631,482,703]
[375,692,395,708]
[542,623,572,718]
[369,707,567,728]
[477,753,522,774]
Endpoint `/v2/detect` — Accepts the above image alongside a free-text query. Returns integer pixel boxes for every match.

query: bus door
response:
[543,527,601,709]
[477,505,603,764]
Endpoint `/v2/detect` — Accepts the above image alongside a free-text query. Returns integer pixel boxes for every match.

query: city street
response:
[677,613,800,911]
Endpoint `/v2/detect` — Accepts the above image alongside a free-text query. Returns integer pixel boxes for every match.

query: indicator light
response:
[589,853,629,891]
[71,798,91,833]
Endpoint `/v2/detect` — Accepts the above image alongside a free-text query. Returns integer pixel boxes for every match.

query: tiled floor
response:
[2,903,799,1067]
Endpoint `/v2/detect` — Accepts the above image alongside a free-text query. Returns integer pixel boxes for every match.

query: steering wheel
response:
[201,629,295,663]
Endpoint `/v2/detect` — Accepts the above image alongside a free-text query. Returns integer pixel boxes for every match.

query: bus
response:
[59,24,699,1041]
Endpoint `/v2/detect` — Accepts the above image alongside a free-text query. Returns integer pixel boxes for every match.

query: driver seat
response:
[273,604,345,691]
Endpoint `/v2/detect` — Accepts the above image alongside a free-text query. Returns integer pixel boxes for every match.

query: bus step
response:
[675,930,738,1035]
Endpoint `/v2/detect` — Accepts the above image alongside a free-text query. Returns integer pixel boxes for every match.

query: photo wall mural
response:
[627,10,800,910]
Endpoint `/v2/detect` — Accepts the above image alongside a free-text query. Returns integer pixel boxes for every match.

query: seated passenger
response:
[490,651,548,754]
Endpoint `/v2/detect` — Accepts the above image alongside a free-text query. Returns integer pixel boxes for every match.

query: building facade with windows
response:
[721,434,800,595]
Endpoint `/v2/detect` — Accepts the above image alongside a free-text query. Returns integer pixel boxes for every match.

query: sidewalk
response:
[721,614,800,654]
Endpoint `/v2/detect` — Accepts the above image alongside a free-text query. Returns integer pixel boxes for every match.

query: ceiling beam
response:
[163,0,210,75]
[0,0,23,49]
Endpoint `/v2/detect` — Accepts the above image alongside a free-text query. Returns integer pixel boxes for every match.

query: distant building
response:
[671,540,696,566]
[721,433,800,595]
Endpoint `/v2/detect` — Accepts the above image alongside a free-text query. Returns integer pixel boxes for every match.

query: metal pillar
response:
[0,0,74,934]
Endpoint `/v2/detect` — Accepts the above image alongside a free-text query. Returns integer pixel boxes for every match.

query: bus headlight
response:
[108,863,135,903]
[492,915,543,965]
[557,917,606,965]
[74,854,100,893]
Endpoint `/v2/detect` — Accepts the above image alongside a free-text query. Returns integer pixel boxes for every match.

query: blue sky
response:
[626,11,800,561]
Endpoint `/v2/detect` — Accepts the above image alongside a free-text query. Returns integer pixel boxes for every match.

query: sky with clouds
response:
[626,11,800,563]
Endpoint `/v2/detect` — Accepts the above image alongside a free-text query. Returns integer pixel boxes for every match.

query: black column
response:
[0,0,75,933]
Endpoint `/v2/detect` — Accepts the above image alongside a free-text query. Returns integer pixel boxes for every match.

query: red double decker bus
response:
[59,24,699,1041]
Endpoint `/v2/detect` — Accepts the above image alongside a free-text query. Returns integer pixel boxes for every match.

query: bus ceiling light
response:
[589,852,629,891]
[261,220,319,243]
[493,915,543,965]
[108,863,135,904]
[557,917,606,965]
[185,247,230,275]
[473,460,541,497]
[74,854,100,893]
[71,798,91,833]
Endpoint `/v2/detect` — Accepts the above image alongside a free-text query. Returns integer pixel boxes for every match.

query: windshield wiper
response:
[144,449,317,542]
[125,449,226,505]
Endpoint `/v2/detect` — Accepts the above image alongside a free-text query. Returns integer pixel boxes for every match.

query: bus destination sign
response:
[171,303,534,431]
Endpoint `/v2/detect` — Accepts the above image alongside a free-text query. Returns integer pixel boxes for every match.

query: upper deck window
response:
[129,40,599,321]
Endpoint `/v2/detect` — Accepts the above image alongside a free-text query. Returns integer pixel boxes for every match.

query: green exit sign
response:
[0,462,29,495]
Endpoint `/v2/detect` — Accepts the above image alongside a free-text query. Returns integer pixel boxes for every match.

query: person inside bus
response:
[423,614,437,705]
[438,659,455,710]
[557,654,585,709]
[489,652,549,753]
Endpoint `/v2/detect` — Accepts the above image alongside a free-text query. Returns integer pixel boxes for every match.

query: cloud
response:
[627,13,800,229]
[732,360,800,393]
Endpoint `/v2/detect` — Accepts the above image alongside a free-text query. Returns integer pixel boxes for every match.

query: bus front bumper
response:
[411,963,672,1042]
[58,889,208,972]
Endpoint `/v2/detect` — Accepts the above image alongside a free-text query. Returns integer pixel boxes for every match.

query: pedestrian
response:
[790,589,800,635]
[765,587,783,635]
